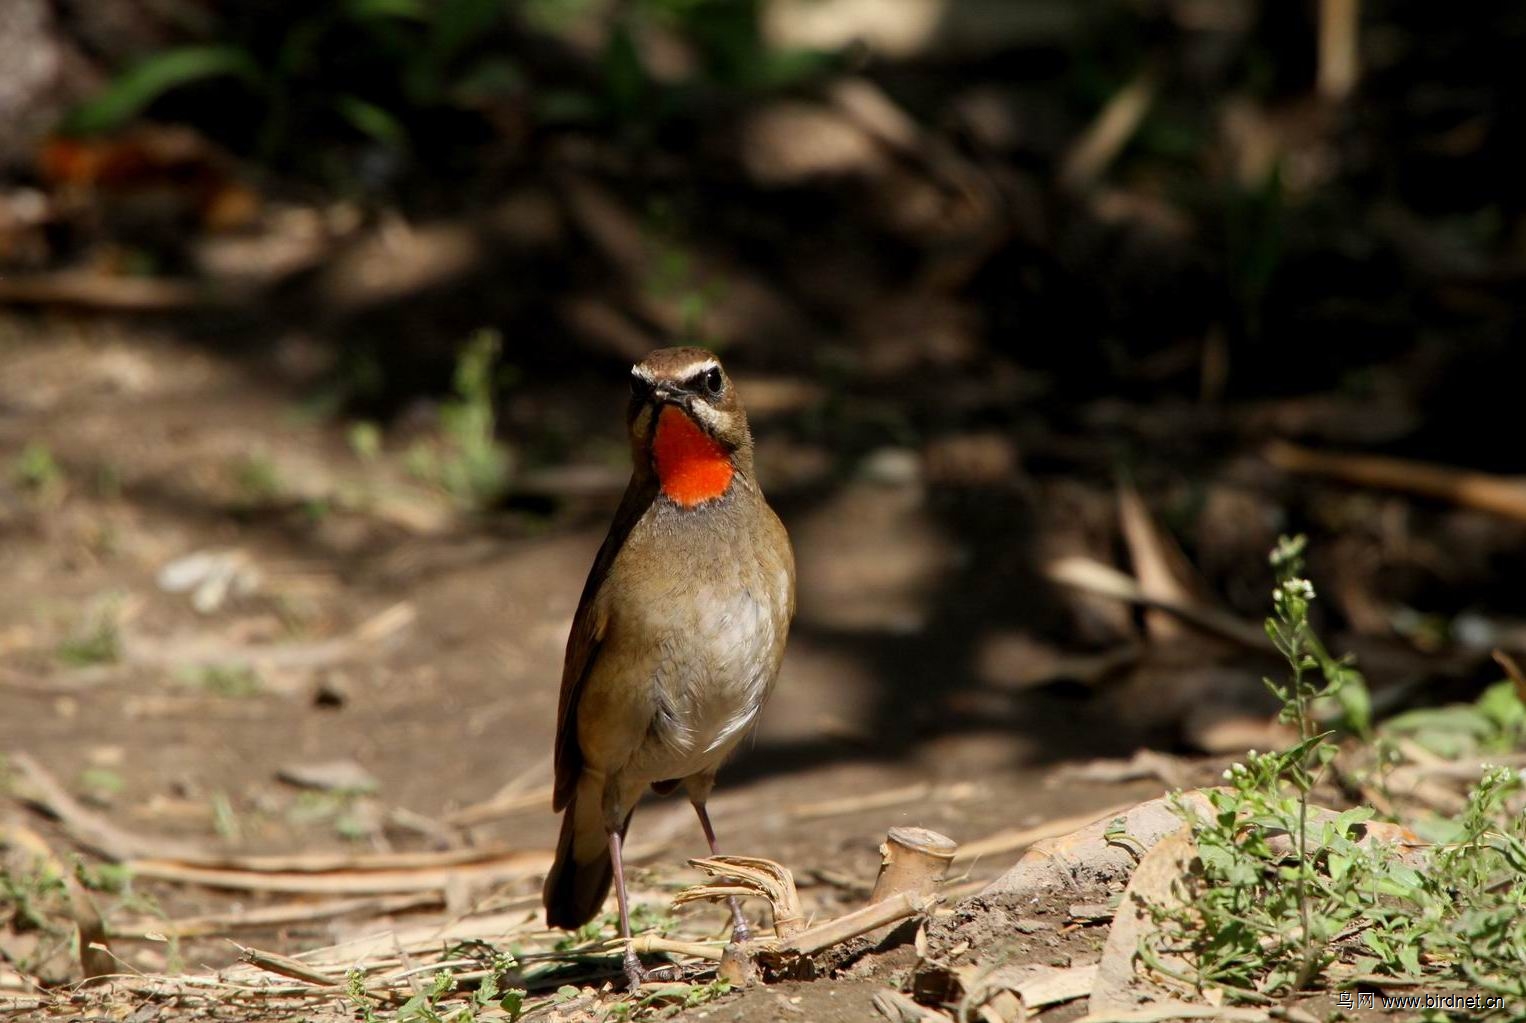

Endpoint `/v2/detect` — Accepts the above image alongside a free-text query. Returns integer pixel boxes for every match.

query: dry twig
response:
[127,850,550,895]
[1061,69,1159,190]
[788,782,977,821]
[1045,557,1272,650]
[0,819,114,980]
[1266,440,1526,524]
[1318,0,1362,101]
[235,944,344,988]
[775,891,935,956]
[954,799,1141,866]
[1118,481,1219,644]
[9,753,204,862]
[675,855,805,939]
[111,892,439,939]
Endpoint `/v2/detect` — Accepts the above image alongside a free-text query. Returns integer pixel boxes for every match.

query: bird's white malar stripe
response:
[687,400,730,435]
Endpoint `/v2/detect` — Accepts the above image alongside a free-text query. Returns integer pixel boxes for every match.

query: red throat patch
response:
[652,405,734,507]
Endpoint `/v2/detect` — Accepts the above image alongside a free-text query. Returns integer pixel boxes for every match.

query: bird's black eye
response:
[702,367,724,396]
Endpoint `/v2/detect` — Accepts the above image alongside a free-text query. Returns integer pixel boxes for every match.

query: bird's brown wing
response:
[551,475,658,812]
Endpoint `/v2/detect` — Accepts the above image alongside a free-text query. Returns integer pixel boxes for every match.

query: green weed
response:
[406,329,512,509]
[63,0,520,185]
[556,901,677,952]
[180,663,264,698]
[12,442,63,495]
[349,420,385,462]
[344,960,526,1023]
[211,791,242,842]
[231,454,283,506]
[77,767,125,805]
[605,979,732,1021]
[1151,536,1526,1016]
[287,790,376,843]
[55,600,123,667]
[0,860,67,934]
[1381,680,1526,761]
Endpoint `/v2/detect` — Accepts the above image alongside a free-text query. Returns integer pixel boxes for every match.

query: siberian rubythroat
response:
[542,347,796,990]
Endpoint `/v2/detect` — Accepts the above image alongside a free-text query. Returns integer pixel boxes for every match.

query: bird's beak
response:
[649,383,689,410]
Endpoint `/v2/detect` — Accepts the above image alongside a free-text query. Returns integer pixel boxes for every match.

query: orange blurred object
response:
[39,126,257,232]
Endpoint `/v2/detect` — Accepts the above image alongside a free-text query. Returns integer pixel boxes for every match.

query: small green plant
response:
[606,979,733,1020]
[406,330,513,509]
[74,860,133,895]
[555,900,677,953]
[0,860,68,934]
[180,663,263,698]
[1151,536,1526,1016]
[1258,535,1364,988]
[396,968,458,1022]
[231,454,283,506]
[641,207,724,342]
[77,766,126,805]
[211,791,242,842]
[1380,679,1526,761]
[468,952,525,1020]
[287,790,375,843]
[349,420,385,462]
[346,963,526,1023]
[1151,537,1375,995]
[12,442,63,495]
[345,967,380,1023]
[62,0,522,186]
[55,600,123,667]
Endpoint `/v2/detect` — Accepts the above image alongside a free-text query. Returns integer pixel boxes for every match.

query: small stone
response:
[276,759,378,794]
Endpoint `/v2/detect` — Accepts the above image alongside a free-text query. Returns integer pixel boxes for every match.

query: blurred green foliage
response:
[62,0,829,189]
[405,329,514,509]
[66,0,519,184]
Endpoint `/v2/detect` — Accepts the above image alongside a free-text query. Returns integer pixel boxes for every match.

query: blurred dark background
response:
[3,0,1526,782]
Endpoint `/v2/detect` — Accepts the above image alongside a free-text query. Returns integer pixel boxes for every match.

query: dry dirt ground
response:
[0,317,1178,1020]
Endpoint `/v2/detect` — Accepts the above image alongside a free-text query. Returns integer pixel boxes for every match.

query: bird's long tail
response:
[543,785,633,929]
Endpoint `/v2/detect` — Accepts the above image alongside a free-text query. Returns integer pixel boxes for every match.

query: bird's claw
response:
[622,950,682,993]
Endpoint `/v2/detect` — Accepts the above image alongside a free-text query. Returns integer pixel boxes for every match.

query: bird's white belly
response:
[639,585,779,779]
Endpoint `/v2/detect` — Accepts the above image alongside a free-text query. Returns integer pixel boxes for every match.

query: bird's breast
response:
[585,485,792,784]
[643,579,780,756]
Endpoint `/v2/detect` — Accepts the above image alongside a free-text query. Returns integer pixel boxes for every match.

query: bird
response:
[542,346,796,990]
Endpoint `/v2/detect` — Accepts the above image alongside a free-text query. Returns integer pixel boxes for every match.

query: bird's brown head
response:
[627,347,752,507]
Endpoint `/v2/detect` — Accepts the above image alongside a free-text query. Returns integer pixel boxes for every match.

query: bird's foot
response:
[726,897,752,945]
[622,948,682,993]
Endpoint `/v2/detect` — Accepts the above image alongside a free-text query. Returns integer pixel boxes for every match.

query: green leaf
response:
[450,57,525,105]
[346,0,428,21]
[1334,806,1376,836]
[333,94,409,149]
[64,46,263,135]
[1477,679,1526,732]
[1334,671,1373,737]
[601,22,647,116]
[431,0,504,64]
